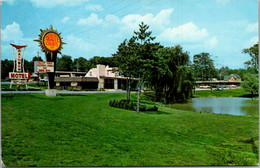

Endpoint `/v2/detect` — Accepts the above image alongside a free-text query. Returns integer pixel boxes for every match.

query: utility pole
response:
[37,51,40,85]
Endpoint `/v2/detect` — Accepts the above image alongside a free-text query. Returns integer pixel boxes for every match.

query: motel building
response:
[33,64,138,91]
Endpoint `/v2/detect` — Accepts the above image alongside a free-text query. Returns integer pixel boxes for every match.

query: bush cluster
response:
[1,88,16,91]
[109,99,158,111]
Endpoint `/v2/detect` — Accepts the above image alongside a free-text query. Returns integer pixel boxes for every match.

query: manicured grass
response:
[1,84,27,89]
[1,93,259,166]
[27,83,48,90]
[1,84,47,90]
[193,88,257,98]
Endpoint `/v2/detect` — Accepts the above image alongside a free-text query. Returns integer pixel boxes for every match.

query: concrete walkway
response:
[1,87,241,94]
[1,160,5,167]
[1,90,127,94]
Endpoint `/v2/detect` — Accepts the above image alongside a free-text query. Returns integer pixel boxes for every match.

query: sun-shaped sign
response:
[34,25,65,55]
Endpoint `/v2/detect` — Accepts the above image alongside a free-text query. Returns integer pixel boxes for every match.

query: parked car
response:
[199,85,211,89]
[40,79,48,82]
[227,85,237,88]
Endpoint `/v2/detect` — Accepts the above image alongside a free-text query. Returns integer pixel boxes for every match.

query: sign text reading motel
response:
[9,72,29,79]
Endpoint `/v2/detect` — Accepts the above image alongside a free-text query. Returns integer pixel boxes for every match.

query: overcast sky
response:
[1,0,258,69]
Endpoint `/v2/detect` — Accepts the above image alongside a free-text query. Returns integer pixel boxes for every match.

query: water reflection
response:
[167,97,259,116]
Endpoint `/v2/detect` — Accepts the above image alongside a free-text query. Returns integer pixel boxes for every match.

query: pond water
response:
[167,97,259,116]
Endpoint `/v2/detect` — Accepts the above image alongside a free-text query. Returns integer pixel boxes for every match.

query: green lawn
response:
[1,93,259,166]
[1,84,47,90]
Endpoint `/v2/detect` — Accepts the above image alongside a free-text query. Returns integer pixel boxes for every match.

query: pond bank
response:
[193,88,258,98]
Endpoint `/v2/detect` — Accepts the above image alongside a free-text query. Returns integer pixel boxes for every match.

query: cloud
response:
[158,22,208,43]
[85,4,104,12]
[77,13,103,26]
[1,22,23,41]
[74,8,217,54]
[62,17,70,23]
[246,22,258,33]
[29,0,89,8]
[121,8,174,33]
[1,0,14,5]
[1,22,40,60]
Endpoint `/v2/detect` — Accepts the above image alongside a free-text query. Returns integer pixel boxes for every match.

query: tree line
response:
[1,55,117,80]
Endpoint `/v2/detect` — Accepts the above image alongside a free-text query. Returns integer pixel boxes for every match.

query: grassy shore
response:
[1,93,259,166]
[193,88,258,98]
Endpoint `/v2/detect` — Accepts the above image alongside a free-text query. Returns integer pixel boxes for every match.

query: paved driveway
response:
[1,90,127,94]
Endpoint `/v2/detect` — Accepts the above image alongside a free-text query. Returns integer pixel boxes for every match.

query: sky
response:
[1,0,258,69]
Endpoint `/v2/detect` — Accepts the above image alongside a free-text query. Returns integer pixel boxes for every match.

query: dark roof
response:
[55,77,98,82]
[224,74,241,80]
[55,71,86,75]
[100,75,139,80]
[34,71,86,75]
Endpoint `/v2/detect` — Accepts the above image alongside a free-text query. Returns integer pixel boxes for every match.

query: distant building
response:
[54,71,98,90]
[224,74,241,82]
[86,64,138,90]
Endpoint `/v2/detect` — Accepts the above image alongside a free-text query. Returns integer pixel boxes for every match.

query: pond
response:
[167,97,259,116]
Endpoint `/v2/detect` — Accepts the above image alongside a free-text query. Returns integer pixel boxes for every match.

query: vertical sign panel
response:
[16,49,22,72]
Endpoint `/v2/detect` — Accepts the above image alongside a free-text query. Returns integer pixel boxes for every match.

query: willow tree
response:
[148,45,193,104]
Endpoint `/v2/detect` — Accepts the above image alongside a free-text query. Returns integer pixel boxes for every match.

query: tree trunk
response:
[128,80,131,100]
[126,77,130,101]
[137,79,141,113]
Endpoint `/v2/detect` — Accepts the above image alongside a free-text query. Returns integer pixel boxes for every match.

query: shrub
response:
[109,99,158,112]
[1,88,15,91]
[28,88,41,91]
[146,105,158,111]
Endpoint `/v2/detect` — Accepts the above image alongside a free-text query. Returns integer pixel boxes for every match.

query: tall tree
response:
[113,22,162,112]
[218,66,230,80]
[56,55,73,71]
[193,52,216,81]
[113,37,138,100]
[243,43,259,73]
[132,22,162,112]
[73,57,88,72]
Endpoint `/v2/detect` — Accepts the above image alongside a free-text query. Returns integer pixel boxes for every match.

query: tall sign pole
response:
[34,25,65,89]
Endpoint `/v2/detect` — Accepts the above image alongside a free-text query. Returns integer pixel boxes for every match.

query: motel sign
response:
[9,44,30,88]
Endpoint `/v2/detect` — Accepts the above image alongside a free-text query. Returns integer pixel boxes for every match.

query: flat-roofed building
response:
[86,64,138,90]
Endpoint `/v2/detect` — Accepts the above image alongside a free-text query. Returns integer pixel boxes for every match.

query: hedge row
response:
[109,99,158,111]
